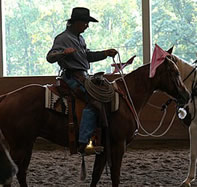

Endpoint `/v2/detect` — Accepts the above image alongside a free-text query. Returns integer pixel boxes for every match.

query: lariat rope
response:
[84,76,114,103]
[145,103,177,137]
[112,54,141,131]
[112,53,176,137]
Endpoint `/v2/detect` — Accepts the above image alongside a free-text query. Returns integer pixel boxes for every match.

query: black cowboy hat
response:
[67,7,98,22]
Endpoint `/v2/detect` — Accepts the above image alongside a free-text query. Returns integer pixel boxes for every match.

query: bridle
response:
[165,57,185,107]
[173,57,197,121]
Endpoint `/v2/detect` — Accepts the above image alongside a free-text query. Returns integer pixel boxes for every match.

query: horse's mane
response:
[112,63,151,98]
[172,54,195,91]
[172,54,194,71]
[114,63,149,82]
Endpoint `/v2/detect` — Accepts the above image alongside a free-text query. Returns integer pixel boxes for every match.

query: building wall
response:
[0,76,189,140]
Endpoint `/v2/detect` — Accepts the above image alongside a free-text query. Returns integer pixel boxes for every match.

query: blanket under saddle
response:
[45,85,69,115]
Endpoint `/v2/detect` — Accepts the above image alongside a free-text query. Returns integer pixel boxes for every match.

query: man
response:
[46,7,117,154]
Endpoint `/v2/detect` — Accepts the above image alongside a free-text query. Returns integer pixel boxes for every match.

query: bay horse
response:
[0,129,18,186]
[168,54,197,187]
[0,56,189,187]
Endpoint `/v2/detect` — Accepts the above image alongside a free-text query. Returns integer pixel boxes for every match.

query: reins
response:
[112,54,140,132]
[144,102,177,137]
[112,53,174,137]
[183,67,197,82]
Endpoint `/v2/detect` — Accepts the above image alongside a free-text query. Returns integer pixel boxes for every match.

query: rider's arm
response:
[46,31,76,63]
[87,49,118,62]
[46,50,65,63]
[46,48,76,63]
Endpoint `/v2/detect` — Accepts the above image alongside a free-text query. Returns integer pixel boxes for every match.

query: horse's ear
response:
[167,45,174,54]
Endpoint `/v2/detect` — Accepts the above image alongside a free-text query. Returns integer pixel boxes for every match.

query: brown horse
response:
[0,56,190,187]
[0,129,18,186]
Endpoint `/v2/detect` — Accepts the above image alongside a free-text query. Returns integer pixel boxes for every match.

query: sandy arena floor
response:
[11,139,197,187]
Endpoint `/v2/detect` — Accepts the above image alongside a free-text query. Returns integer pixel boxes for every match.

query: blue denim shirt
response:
[46,28,106,71]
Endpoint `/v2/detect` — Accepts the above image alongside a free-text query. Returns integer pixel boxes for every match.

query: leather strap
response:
[68,97,77,154]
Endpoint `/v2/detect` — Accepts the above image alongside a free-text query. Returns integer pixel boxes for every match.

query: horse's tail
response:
[80,155,86,181]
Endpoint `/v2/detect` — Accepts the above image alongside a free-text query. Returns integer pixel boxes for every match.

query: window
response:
[152,0,197,63]
[2,0,142,76]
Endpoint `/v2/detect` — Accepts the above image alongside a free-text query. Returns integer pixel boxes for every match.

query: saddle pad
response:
[45,85,68,114]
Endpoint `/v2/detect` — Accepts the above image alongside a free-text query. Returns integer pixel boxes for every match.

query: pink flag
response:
[111,55,136,74]
[149,44,170,78]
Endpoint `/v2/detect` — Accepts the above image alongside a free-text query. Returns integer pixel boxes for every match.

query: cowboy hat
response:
[67,7,98,22]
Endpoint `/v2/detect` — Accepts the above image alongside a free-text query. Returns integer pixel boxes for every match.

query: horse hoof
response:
[180,182,191,187]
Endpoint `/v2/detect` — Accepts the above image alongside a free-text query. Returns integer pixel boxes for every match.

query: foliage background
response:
[2,0,197,76]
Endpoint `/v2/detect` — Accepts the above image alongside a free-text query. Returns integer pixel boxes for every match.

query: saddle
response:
[45,76,118,155]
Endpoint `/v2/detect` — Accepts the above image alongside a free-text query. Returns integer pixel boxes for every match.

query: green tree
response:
[152,0,197,63]
[4,0,143,76]
[3,0,197,76]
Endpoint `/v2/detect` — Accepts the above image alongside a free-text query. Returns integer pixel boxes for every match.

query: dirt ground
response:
[11,138,197,187]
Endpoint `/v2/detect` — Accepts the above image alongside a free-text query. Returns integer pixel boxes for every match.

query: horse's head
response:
[0,129,18,185]
[154,56,190,107]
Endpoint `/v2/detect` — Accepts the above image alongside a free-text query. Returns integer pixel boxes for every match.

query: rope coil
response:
[84,76,115,103]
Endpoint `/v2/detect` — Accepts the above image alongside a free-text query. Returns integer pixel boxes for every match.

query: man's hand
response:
[63,48,76,55]
[105,49,118,58]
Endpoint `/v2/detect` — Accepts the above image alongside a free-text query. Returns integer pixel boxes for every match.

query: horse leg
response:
[181,122,197,187]
[90,153,107,187]
[12,146,33,187]
[110,141,125,187]
[18,148,33,187]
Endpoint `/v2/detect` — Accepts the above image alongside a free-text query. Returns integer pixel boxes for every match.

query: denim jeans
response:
[62,73,97,144]
[78,106,97,143]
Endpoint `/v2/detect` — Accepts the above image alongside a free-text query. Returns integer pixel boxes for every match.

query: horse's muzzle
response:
[177,91,191,107]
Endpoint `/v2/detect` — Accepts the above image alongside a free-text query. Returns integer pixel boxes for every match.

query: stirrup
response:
[84,145,104,155]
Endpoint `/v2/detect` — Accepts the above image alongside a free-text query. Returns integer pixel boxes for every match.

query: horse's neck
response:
[178,61,195,92]
[117,64,154,113]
